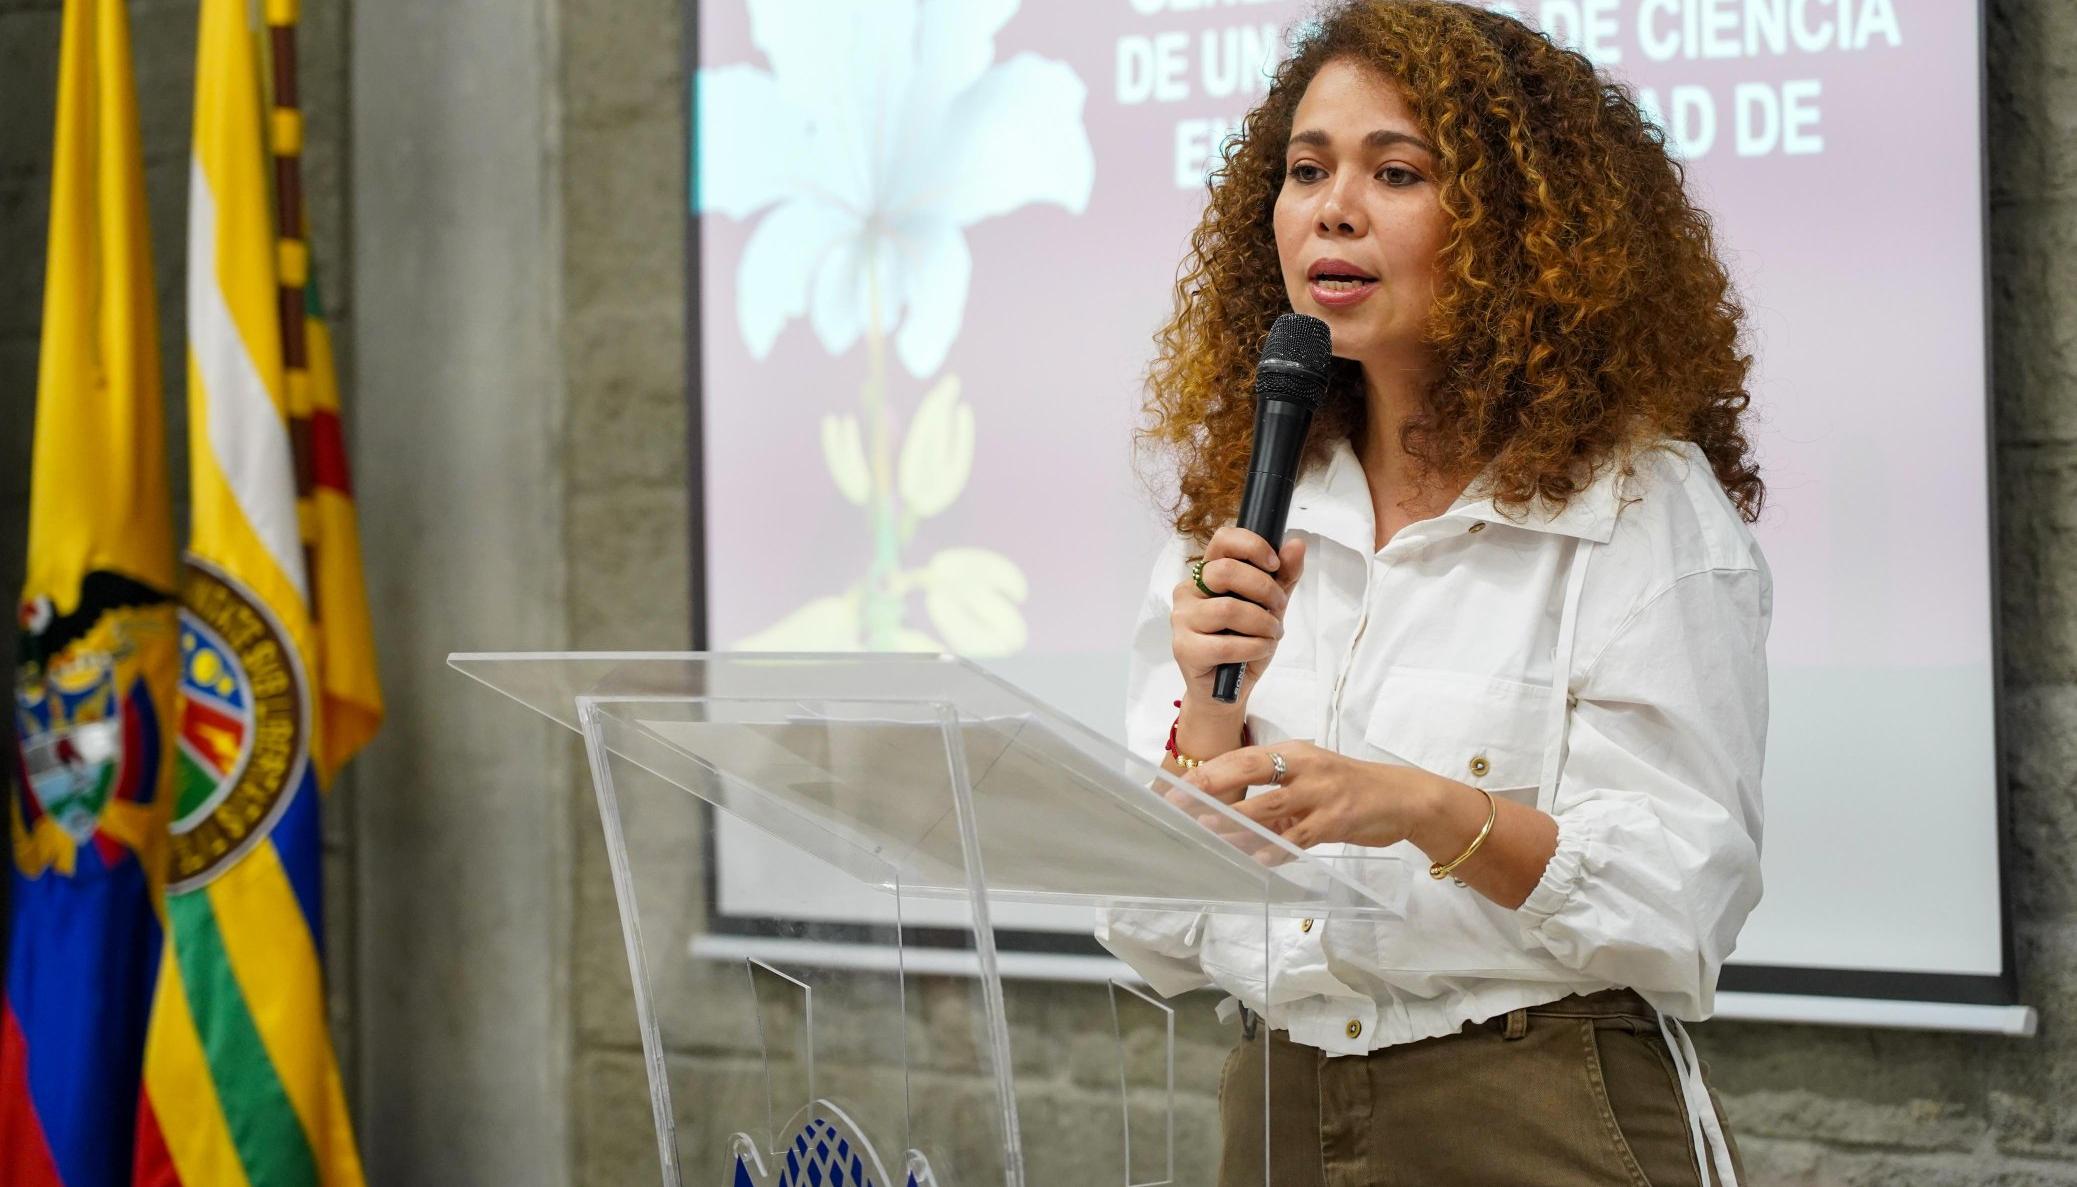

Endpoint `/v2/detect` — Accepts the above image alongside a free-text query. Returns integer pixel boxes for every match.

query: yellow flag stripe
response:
[205,839,366,1184]
[141,938,256,1187]
[310,487,382,773]
[25,0,173,603]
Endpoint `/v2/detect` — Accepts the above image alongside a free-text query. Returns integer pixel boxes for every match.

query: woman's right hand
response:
[1170,526,1308,715]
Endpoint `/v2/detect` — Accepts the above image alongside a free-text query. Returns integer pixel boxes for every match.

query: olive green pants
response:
[1217,989,1745,1187]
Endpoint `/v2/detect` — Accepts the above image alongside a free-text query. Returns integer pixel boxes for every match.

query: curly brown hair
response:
[1141,0,1764,542]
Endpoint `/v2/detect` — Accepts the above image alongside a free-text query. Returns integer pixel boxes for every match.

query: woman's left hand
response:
[1165,741,1437,863]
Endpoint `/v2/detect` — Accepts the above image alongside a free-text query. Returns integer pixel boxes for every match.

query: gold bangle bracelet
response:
[1429,787,1498,881]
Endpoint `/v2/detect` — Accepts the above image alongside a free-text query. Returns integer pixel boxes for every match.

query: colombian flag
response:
[131,0,379,1182]
[3,0,177,1182]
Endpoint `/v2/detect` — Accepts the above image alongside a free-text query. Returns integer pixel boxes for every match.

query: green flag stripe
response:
[168,889,323,1187]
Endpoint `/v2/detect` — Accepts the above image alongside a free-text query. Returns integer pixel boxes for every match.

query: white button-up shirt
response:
[1098,434,1772,1057]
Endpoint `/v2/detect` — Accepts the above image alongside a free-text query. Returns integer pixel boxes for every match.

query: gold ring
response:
[1191,557,1214,598]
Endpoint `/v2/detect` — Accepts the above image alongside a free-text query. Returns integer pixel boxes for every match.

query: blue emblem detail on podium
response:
[780,1117,868,1186]
[727,1100,936,1187]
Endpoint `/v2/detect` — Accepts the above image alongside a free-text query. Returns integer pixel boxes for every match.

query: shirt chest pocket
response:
[1359,667,1552,808]
[1356,668,1570,976]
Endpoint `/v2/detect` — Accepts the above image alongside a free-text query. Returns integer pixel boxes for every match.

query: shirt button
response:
[1467,522,1485,533]
[1346,1019,1364,1040]
[1469,755,1490,777]
[1300,918,1314,933]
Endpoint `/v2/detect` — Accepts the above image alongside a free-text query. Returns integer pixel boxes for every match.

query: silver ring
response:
[1269,751,1287,786]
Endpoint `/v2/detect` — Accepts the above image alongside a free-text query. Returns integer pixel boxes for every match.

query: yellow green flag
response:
[132,0,372,1182]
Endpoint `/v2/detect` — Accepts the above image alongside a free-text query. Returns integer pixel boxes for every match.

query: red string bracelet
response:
[1165,698,1253,769]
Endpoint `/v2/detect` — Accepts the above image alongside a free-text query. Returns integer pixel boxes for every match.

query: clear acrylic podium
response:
[451,652,1403,1187]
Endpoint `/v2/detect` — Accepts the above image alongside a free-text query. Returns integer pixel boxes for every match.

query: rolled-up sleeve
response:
[1515,564,1770,1019]
[1094,534,1217,994]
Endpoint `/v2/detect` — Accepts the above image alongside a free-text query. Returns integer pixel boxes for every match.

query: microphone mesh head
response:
[1258,313,1334,407]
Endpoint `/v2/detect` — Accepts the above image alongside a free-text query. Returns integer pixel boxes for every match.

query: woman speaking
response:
[1097,2,1768,1184]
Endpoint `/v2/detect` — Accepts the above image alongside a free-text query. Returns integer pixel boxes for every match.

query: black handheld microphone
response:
[1213,312,1333,704]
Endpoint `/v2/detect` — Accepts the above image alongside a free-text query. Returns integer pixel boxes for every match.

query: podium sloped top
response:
[450,651,1404,913]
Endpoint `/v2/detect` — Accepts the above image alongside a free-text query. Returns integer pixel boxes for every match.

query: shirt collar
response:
[1285,435,1625,551]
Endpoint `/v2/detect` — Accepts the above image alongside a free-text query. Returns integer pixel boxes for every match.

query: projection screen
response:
[685,0,2029,1033]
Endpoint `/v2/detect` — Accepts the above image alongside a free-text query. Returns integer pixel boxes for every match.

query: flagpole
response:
[265,0,321,622]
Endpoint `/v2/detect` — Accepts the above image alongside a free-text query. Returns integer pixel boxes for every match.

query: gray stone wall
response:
[4,0,2077,1184]
[554,0,696,1179]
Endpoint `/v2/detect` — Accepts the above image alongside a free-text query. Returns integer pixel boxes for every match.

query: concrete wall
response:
[3,0,2077,1184]
[346,0,573,1183]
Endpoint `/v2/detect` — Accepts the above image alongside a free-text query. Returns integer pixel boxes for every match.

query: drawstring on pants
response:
[1656,1011,1740,1187]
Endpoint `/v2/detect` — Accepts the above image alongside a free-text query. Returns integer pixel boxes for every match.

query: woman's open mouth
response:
[1306,259,1379,307]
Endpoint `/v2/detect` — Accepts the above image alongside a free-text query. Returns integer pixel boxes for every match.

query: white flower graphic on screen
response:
[699,0,1092,657]
[698,0,1095,378]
